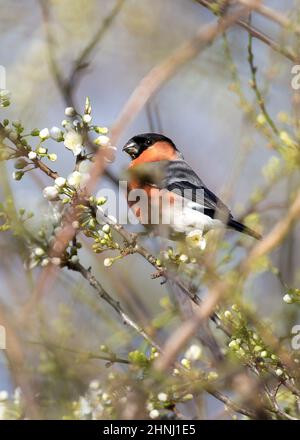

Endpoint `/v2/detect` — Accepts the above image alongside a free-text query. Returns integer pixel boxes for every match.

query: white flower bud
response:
[34,247,45,257]
[185,344,202,361]
[95,126,109,134]
[55,177,66,188]
[183,394,193,401]
[157,393,168,402]
[38,147,47,154]
[97,197,107,205]
[39,128,50,140]
[49,153,57,162]
[65,107,75,117]
[256,114,266,125]
[283,294,293,304]
[83,114,92,123]
[181,358,191,369]
[186,229,206,250]
[94,135,110,147]
[275,368,283,376]
[67,171,82,188]
[102,224,110,233]
[102,392,109,402]
[229,340,239,350]
[207,371,218,381]
[146,402,154,411]
[0,89,10,98]
[43,186,59,201]
[28,151,37,160]
[179,254,189,263]
[0,391,9,401]
[50,126,63,140]
[224,310,232,319]
[103,258,113,267]
[149,409,159,419]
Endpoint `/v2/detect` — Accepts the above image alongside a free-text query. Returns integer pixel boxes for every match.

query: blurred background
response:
[0,0,299,419]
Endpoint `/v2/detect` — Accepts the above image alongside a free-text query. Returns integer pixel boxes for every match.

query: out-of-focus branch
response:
[39,0,125,106]
[195,0,299,63]
[94,207,225,330]
[68,0,126,91]
[39,0,72,106]
[39,0,123,186]
[6,120,299,401]
[28,340,130,365]
[154,279,226,371]
[241,188,300,275]
[0,121,228,344]
[155,188,300,371]
[66,261,162,352]
[0,304,41,419]
[1,126,163,352]
[238,0,300,36]
[264,384,299,420]
[207,387,258,419]
[109,4,253,145]
[247,29,279,136]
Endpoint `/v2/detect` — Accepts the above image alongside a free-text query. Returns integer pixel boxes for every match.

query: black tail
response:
[228,218,262,240]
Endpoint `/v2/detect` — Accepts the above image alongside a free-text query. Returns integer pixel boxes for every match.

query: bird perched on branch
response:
[123,132,261,241]
[123,133,261,362]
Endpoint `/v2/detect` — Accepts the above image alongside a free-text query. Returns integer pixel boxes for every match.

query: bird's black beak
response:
[122,141,139,158]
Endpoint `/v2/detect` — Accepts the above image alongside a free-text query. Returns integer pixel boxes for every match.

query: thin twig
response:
[247,23,279,136]
[238,0,300,36]
[28,340,130,365]
[39,0,122,186]
[66,260,162,352]
[155,188,300,373]
[207,387,258,419]
[68,0,126,91]
[195,0,299,63]
[109,4,252,145]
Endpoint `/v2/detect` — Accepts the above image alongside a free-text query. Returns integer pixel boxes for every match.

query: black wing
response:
[126,159,261,239]
[161,160,233,221]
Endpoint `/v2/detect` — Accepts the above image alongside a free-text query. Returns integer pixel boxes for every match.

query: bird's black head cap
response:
[122,133,177,159]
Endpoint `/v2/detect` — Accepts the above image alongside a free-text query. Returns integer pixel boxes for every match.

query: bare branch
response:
[110,4,253,145]
[66,260,162,352]
[196,0,299,63]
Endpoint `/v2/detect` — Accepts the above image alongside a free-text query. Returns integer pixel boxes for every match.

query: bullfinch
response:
[123,132,261,241]
[122,133,262,362]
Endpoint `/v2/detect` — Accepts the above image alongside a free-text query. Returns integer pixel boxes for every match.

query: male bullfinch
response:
[123,132,262,241]
[123,133,262,363]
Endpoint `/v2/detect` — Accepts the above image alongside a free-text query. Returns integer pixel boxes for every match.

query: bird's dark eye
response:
[145,139,152,146]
